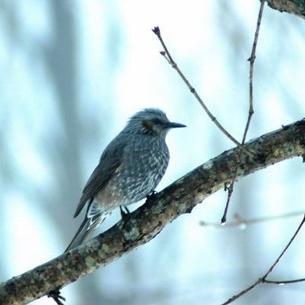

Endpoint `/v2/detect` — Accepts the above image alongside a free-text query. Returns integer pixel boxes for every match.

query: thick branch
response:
[2,119,305,305]
[265,0,305,19]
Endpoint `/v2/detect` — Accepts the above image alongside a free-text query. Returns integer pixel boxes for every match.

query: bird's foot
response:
[146,190,157,200]
[48,289,66,305]
[120,206,131,222]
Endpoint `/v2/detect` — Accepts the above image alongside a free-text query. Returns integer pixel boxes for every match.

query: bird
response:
[65,108,186,251]
[48,108,185,305]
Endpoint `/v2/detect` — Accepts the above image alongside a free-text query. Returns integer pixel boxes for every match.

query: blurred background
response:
[1,0,305,304]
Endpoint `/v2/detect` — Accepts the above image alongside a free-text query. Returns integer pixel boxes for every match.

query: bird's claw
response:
[146,190,157,200]
[120,206,131,222]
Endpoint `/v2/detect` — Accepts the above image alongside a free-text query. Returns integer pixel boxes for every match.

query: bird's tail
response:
[48,205,108,303]
[65,203,109,252]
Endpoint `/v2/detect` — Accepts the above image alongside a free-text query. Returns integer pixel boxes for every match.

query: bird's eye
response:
[151,118,162,125]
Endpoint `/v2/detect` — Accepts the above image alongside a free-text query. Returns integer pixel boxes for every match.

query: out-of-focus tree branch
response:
[265,0,305,19]
[1,119,305,305]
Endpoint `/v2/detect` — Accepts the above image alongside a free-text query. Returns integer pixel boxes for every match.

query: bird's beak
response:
[166,122,186,129]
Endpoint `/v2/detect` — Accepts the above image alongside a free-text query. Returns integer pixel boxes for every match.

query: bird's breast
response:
[97,138,169,207]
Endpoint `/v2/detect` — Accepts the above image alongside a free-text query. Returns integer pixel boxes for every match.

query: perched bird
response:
[66,108,185,251]
[48,108,185,305]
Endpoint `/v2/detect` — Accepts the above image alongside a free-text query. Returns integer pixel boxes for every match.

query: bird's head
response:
[125,108,186,137]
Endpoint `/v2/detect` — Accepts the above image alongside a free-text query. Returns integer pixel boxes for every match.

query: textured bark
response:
[1,119,305,304]
[266,0,305,18]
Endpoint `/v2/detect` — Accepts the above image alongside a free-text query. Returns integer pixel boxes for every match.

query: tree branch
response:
[265,0,305,19]
[2,119,305,305]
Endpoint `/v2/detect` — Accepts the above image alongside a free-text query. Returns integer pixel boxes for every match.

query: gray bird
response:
[66,108,185,251]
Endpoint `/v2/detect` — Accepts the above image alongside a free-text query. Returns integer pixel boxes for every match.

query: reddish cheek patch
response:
[142,120,153,130]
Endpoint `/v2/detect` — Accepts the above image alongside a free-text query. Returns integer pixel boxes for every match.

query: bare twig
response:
[152,26,241,147]
[263,278,305,284]
[47,290,65,305]
[243,0,265,143]
[221,176,236,223]
[221,0,266,223]
[221,182,235,223]
[221,214,305,305]
[262,214,305,279]
[200,210,305,228]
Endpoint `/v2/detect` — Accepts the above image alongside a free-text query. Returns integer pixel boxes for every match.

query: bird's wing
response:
[73,137,125,218]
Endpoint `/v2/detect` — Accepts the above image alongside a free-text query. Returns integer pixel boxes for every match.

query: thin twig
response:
[200,210,305,228]
[48,290,65,305]
[221,0,265,223]
[221,182,234,223]
[263,278,305,284]
[261,214,305,279]
[221,280,261,305]
[152,27,241,147]
[221,214,305,305]
[243,0,265,143]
